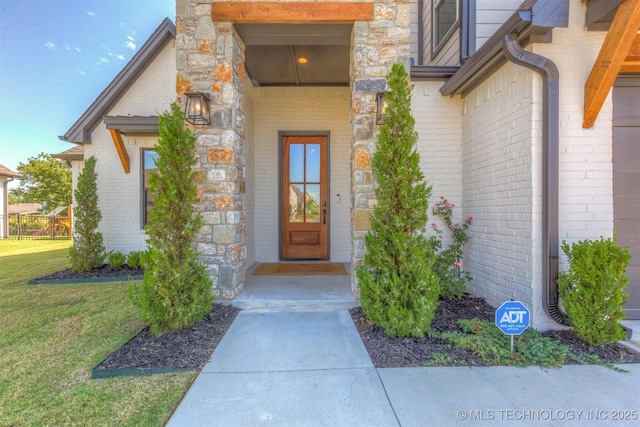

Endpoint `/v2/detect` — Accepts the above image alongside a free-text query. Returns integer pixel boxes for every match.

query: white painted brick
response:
[251,87,351,262]
[81,42,175,254]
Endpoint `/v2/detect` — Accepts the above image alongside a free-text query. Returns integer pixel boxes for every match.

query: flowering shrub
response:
[428,196,472,300]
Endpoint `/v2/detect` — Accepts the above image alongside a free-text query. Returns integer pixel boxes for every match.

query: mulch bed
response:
[97,304,240,370]
[35,265,640,370]
[36,265,143,281]
[350,293,640,368]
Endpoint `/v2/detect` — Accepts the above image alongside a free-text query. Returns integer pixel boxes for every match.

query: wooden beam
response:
[109,129,130,174]
[621,33,640,72]
[212,2,374,23]
[583,0,640,128]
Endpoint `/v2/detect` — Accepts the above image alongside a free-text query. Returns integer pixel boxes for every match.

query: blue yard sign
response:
[495,301,530,336]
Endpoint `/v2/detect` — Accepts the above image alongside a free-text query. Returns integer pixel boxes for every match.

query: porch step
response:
[226,298,359,311]
[227,263,358,311]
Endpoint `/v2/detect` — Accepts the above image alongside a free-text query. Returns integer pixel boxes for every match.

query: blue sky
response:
[0,0,174,181]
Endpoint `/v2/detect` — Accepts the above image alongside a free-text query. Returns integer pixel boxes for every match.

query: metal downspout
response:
[503,33,569,325]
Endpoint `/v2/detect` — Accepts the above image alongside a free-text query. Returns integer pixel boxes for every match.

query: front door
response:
[281,135,328,259]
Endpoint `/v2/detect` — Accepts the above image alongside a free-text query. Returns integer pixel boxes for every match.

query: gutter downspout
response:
[503,33,569,325]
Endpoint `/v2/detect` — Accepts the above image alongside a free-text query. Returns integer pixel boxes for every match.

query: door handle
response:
[322,208,327,224]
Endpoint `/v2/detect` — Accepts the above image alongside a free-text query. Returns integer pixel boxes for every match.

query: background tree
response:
[9,153,71,211]
[129,102,213,335]
[69,156,105,272]
[355,62,440,338]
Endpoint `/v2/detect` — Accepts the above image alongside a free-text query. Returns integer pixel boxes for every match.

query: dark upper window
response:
[433,0,458,53]
[142,149,158,227]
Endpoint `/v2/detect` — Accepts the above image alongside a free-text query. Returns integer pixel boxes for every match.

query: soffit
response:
[234,23,352,86]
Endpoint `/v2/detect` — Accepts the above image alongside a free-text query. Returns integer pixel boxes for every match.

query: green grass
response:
[0,240,195,426]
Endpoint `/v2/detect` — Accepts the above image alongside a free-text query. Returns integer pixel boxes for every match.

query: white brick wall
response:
[251,87,351,262]
[461,62,540,322]
[0,178,9,238]
[412,80,463,242]
[534,0,612,247]
[458,0,611,329]
[83,42,175,254]
[244,80,256,267]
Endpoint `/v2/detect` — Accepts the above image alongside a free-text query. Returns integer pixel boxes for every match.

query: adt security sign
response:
[495,301,530,335]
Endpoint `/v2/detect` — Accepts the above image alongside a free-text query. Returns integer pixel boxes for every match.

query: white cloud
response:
[127,35,135,42]
[87,11,95,16]
[97,57,110,65]
[78,70,86,76]
[124,41,136,50]
[45,41,58,50]
[74,47,81,53]
[115,54,125,61]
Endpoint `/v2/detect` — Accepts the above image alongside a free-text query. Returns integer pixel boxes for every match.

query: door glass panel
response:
[288,184,304,223]
[305,184,320,223]
[289,144,304,182]
[306,144,320,182]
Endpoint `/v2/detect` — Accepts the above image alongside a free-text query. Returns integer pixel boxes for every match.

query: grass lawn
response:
[0,240,195,426]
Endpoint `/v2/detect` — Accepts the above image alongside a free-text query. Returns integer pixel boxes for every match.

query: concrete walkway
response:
[168,266,640,426]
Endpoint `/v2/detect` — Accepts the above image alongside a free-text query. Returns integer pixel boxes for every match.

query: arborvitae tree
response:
[69,156,105,272]
[355,62,440,338]
[129,102,213,335]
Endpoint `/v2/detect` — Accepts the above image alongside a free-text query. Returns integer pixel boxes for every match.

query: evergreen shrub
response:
[69,156,105,272]
[355,62,440,338]
[557,235,631,346]
[126,251,144,269]
[129,103,213,335]
[107,251,126,268]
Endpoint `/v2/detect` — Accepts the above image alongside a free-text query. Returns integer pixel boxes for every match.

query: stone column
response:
[350,1,411,296]
[176,0,247,298]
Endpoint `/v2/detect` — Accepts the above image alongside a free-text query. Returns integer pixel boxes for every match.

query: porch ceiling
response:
[234,24,352,86]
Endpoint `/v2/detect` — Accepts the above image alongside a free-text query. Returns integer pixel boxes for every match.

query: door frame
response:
[278,131,331,260]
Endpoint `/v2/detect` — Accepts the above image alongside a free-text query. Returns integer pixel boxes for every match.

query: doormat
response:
[253,263,348,276]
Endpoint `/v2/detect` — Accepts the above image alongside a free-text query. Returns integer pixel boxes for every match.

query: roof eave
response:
[440,0,570,97]
[59,18,176,144]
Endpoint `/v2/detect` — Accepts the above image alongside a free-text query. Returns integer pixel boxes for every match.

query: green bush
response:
[107,251,126,268]
[355,62,439,338]
[129,103,213,335]
[557,235,631,346]
[69,156,105,272]
[126,251,144,269]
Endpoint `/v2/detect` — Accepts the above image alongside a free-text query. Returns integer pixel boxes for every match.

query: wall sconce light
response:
[184,92,211,126]
[376,92,389,125]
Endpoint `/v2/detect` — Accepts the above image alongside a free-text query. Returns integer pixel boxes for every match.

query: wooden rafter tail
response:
[583,0,640,128]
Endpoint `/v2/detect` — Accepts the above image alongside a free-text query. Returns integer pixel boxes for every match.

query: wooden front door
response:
[281,135,329,259]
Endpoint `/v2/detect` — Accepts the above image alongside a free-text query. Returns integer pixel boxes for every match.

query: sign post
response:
[495,301,531,354]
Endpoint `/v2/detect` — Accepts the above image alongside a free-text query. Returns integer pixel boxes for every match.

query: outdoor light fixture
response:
[297,56,309,64]
[184,92,211,126]
[376,92,389,125]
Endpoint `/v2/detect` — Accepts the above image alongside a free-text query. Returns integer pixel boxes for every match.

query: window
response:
[433,0,458,52]
[142,149,158,227]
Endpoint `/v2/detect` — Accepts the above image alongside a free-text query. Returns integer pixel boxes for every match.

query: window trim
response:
[432,0,460,57]
[141,148,157,229]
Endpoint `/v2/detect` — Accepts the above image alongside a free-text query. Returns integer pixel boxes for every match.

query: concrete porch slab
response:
[228,263,357,310]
